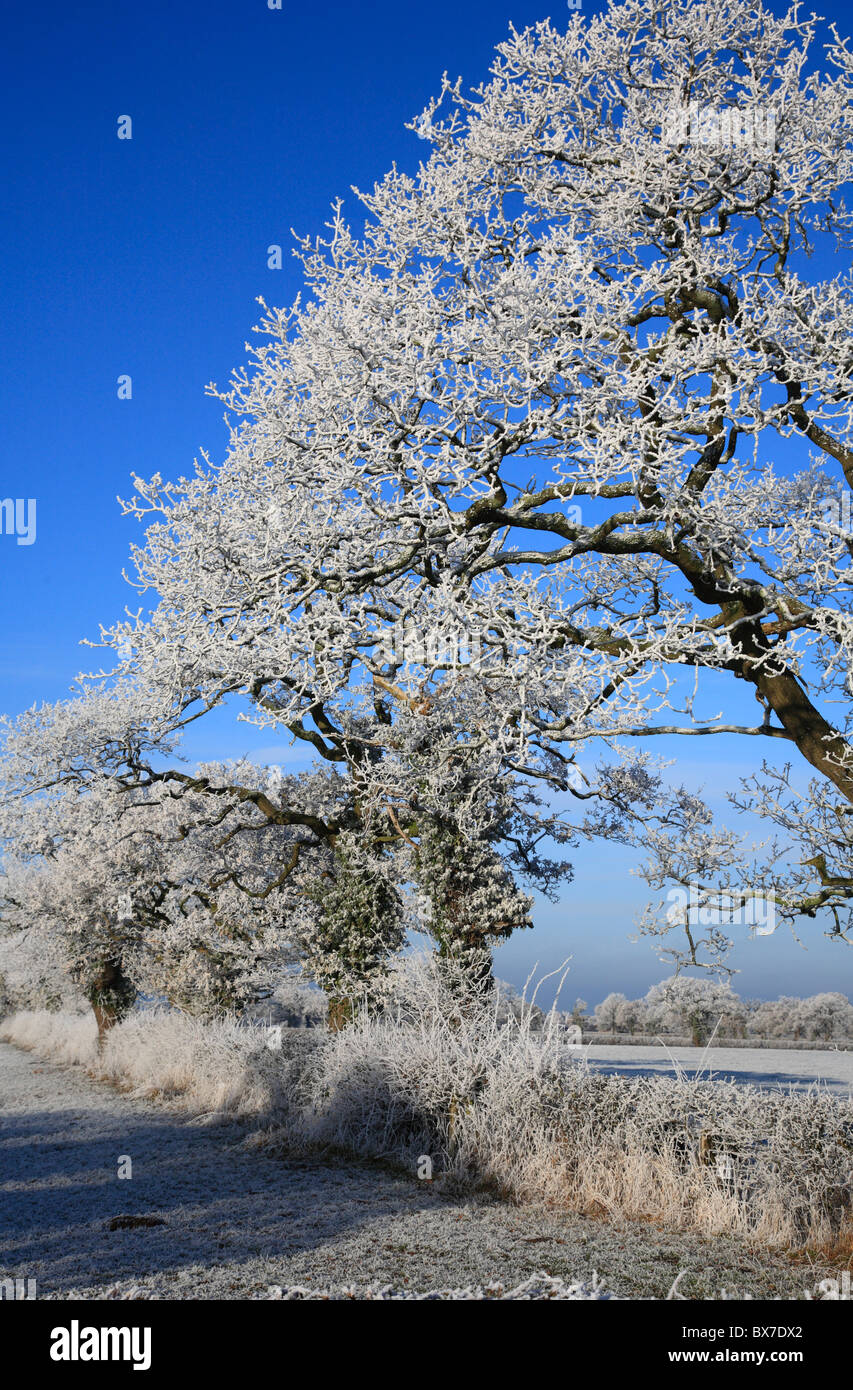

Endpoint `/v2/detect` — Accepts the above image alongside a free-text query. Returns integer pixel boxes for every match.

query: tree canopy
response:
[4,0,853,1014]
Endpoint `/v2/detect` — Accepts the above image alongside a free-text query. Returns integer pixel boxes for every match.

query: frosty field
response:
[583,1046,853,1100]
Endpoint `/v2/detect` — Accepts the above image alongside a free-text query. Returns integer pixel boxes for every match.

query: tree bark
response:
[327,996,353,1031]
[88,959,133,1047]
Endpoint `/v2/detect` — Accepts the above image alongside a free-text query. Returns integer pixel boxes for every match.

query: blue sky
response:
[2,0,852,1007]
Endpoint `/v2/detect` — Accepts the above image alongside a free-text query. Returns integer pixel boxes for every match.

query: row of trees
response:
[593,978,853,1044]
[3,0,853,1029]
[0,703,570,1033]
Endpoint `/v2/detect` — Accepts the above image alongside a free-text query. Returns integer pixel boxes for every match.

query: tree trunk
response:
[88,959,133,1047]
[327,996,353,1031]
[92,1000,119,1046]
[437,936,494,1016]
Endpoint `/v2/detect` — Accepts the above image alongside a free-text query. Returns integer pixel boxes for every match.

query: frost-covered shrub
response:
[1,1008,101,1065]
[0,1005,325,1120]
[295,954,853,1247]
[494,978,547,1029]
[296,951,568,1188]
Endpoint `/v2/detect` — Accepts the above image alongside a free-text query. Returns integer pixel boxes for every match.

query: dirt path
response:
[0,1041,829,1299]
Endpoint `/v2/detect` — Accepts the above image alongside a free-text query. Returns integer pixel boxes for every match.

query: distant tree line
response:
[591,978,853,1046]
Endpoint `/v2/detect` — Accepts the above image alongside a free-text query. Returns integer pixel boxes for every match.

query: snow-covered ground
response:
[583,1045,853,1099]
[0,1041,840,1300]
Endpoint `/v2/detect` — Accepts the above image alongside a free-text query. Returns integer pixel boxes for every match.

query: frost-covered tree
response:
[594,992,648,1034]
[0,759,155,1036]
[88,0,853,977]
[748,991,853,1040]
[614,996,649,1036]
[748,995,805,1039]
[8,0,853,1013]
[570,997,588,1028]
[0,680,571,1021]
[792,991,853,1042]
[645,975,746,1044]
[0,927,83,1017]
[0,692,364,1030]
[593,992,628,1033]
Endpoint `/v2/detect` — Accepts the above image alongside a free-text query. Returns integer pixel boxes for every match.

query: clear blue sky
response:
[2,0,852,1007]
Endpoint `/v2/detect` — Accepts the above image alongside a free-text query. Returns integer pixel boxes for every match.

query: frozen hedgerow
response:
[290,952,853,1249]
